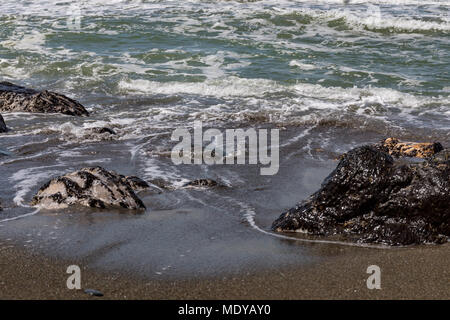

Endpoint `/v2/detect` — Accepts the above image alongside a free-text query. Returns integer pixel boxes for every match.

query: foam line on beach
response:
[238,200,394,249]
[0,208,40,224]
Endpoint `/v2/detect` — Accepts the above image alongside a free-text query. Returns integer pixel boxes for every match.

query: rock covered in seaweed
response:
[0,82,89,116]
[272,142,450,246]
[378,137,443,158]
[0,114,6,132]
[31,167,148,210]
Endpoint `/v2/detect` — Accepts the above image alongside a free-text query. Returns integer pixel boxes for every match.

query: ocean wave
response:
[115,76,449,131]
[118,76,447,108]
[118,77,285,97]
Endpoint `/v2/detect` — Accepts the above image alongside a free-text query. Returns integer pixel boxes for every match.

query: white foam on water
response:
[118,76,447,121]
[142,156,188,188]
[0,59,31,80]
[1,30,48,53]
[289,60,317,71]
[118,76,284,97]
[10,167,61,207]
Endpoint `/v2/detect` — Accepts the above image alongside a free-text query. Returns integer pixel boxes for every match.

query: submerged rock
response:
[31,167,148,210]
[79,127,117,141]
[183,179,222,188]
[148,178,174,191]
[272,143,450,246]
[0,114,6,132]
[86,127,116,135]
[0,82,89,116]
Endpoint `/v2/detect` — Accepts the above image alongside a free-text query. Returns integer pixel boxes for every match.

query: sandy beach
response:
[1,241,448,300]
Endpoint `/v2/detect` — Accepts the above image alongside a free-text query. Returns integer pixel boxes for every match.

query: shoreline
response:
[1,242,448,300]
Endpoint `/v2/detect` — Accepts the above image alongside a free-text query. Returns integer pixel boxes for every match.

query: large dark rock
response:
[31,167,148,210]
[0,82,89,116]
[272,143,450,246]
[0,114,6,132]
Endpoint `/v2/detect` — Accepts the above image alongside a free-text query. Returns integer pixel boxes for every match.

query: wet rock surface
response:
[0,82,89,116]
[31,167,148,210]
[0,114,6,132]
[272,143,450,246]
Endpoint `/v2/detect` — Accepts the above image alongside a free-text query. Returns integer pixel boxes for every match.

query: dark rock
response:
[31,167,147,210]
[183,179,223,188]
[0,82,89,116]
[86,127,116,135]
[84,289,103,297]
[0,114,7,132]
[272,144,450,246]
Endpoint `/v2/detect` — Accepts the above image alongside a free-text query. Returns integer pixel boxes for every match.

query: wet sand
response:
[1,242,448,300]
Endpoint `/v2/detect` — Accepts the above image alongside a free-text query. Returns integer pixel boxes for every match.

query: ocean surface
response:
[0,0,449,277]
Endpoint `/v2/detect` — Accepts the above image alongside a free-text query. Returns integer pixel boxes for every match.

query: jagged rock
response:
[0,114,7,132]
[272,145,450,246]
[0,82,89,116]
[378,137,443,158]
[31,167,148,210]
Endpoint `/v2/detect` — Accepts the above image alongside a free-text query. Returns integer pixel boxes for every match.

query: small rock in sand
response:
[84,289,104,297]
